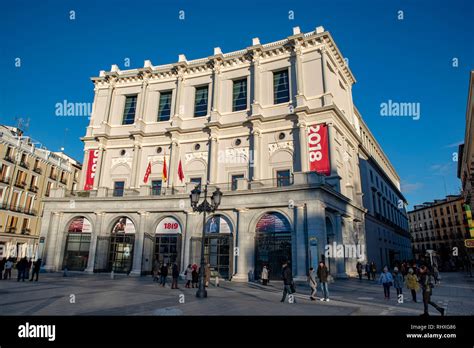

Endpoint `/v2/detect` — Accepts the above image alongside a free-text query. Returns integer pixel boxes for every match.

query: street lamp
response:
[190,184,223,298]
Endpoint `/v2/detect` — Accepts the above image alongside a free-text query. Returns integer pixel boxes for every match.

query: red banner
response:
[308,123,330,176]
[84,149,99,190]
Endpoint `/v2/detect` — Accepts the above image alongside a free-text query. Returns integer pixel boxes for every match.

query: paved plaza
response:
[0,271,472,316]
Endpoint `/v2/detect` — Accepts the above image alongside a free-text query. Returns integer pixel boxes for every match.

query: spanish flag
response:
[162,156,168,183]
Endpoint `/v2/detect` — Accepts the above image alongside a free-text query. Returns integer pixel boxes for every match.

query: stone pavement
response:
[0,271,472,316]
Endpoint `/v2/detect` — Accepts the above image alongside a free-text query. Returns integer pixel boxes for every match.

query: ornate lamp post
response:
[190,184,222,298]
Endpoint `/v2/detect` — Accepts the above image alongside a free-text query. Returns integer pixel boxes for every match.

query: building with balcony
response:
[0,125,82,260]
[38,26,408,280]
[408,195,470,264]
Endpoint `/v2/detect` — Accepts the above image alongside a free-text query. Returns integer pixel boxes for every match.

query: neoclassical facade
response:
[39,26,407,280]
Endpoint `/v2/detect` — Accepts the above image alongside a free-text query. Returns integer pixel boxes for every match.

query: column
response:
[168,139,179,188]
[334,212,347,278]
[250,129,261,182]
[41,212,59,271]
[251,51,262,115]
[294,204,307,280]
[85,212,105,274]
[298,120,308,172]
[104,81,115,124]
[130,212,147,276]
[208,135,218,184]
[130,142,142,189]
[137,78,148,121]
[51,213,65,271]
[307,201,326,269]
[320,47,329,106]
[232,208,252,281]
[210,63,221,116]
[173,72,184,117]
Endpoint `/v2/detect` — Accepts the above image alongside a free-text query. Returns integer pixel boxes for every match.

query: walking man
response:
[378,266,394,300]
[308,267,317,301]
[280,261,295,303]
[171,263,180,289]
[317,261,330,301]
[4,258,13,279]
[159,263,168,287]
[419,265,444,316]
[393,267,404,297]
[30,258,41,282]
[16,257,28,282]
[356,261,363,280]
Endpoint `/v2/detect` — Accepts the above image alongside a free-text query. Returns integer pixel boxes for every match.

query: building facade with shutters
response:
[38,26,408,280]
[0,125,82,261]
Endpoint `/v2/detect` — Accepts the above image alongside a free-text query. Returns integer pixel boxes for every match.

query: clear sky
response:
[0,0,472,209]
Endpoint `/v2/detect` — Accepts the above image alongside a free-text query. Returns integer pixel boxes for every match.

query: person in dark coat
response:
[171,263,180,289]
[356,262,363,280]
[0,257,5,280]
[317,261,330,301]
[30,259,42,282]
[159,263,168,287]
[280,261,295,303]
[419,265,444,316]
[16,257,28,282]
[191,264,199,288]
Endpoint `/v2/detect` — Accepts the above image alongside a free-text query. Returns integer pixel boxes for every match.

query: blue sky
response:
[0,0,472,208]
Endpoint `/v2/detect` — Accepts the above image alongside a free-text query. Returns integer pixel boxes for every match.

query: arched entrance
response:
[108,217,135,273]
[255,212,292,280]
[154,217,182,268]
[62,217,92,271]
[190,214,233,279]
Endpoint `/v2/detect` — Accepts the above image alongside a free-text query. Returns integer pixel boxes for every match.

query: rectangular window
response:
[453,205,458,213]
[446,206,450,214]
[157,91,172,121]
[232,78,247,111]
[45,182,52,197]
[113,181,125,197]
[276,169,291,187]
[194,86,209,117]
[231,174,244,191]
[190,177,202,187]
[122,95,137,125]
[151,180,162,196]
[273,70,290,104]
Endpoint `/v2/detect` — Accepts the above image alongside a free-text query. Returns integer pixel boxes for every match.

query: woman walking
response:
[185,264,193,288]
[378,266,394,300]
[406,268,419,302]
[393,267,404,297]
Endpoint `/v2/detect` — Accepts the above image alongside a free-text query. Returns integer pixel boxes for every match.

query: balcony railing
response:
[50,173,58,180]
[60,177,68,185]
[33,167,42,174]
[28,185,39,193]
[0,203,37,216]
[21,228,31,235]
[14,181,27,189]
[0,176,11,184]
[19,161,30,169]
[4,154,14,163]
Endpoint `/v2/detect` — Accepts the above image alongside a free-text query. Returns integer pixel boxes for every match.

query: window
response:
[440,207,444,215]
[369,170,373,182]
[276,169,291,187]
[113,181,125,197]
[157,91,172,121]
[151,180,162,196]
[273,70,290,104]
[45,182,52,197]
[194,86,209,117]
[446,206,450,214]
[7,216,18,233]
[231,174,244,191]
[122,95,137,125]
[190,177,202,187]
[453,205,458,213]
[232,78,247,111]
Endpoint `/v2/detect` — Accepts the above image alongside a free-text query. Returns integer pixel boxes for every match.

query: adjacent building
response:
[0,125,82,260]
[408,195,470,263]
[38,26,409,280]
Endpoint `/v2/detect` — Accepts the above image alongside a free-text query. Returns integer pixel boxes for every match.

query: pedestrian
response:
[159,263,168,287]
[393,267,404,297]
[171,263,180,289]
[280,261,295,303]
[419,265,444,316]
[308,267,317,301]
[433,265,440,285]
[152,259,160,282]
[26,258,32,280]
[0,257,5,280]
[356,261,363,280]
[16,257,28,282]
[4,258,13,280]
[378,266,394,300]
[261,265,269,286]
[191,264,199,288]
[29,258,41,282]
[185,264,193,288]
[317,261,330,301]
[365,262,370,280]
[370,262,377,281]
[204,264,211,287]
[406,267,419,302]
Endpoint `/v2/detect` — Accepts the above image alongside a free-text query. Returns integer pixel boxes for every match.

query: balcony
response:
[19,161,30,170]
[14,181,27,189]
[4,154,14,163]
[6,227,17,233]
[28,185,39,193]
[0,176,11,184]
[21,228,31,235]
[0,203,37,216]
[33,167,42,174]
[50,173,58,180]
[60,177,68,185]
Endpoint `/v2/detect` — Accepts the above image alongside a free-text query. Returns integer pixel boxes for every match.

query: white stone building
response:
[39,26,408,280]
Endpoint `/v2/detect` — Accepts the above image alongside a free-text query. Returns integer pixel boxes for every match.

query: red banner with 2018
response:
[308,123,330,176]
[83,149,99,190]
